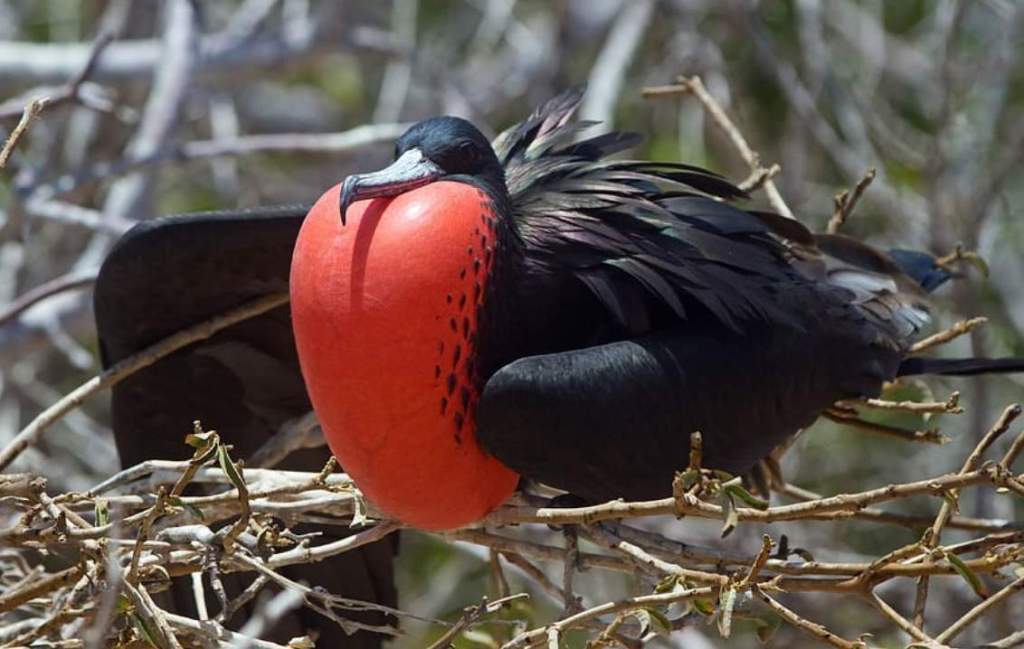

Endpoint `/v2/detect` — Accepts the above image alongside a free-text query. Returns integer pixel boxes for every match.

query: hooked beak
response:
[339,148,444,224]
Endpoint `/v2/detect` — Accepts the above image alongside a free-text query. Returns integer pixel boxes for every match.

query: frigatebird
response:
[96,88,1021,635]
[289,88,1024,530]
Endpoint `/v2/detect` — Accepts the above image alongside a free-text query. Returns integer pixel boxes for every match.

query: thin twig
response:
[502,586,716,649]
[935,575,1024,644]
[866,591,944,647]
[0,271,97,328]
[910,317,988,353]
[752,586,864,649]
[834,392,962,415]
[823,408,949,444]
[643,76,796,220]
[827,168,876,233]
[425,593,530,649]
[912,404,1022,626]
[0,98,48,169]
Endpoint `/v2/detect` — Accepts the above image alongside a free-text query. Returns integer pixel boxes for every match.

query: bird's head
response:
[339,116,505,223]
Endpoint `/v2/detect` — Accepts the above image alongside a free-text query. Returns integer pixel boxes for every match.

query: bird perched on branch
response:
[96,91,1024,615]
[290,88,1024,529]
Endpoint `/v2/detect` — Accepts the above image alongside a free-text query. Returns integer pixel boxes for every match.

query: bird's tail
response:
[886,248,956,293]
[898,356,1024,377]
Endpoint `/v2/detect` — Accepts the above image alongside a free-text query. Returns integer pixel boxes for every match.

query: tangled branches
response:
[1,399,1023,647]
[2,8,1023,638]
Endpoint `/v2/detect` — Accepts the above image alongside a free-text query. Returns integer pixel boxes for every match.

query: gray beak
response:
[339,148,444,224]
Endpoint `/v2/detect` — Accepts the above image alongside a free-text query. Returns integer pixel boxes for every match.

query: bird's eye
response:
[457,141,479,164]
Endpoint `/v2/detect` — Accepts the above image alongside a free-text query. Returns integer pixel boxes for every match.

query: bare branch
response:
[0,98,48,169]
[644,76,796,220]
[827,167,876,234]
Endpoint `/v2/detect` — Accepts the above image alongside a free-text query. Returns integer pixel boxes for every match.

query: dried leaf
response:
[351,492,372,527]
[719,491,738,538]
[631,608,652,636]
[185,426,220,464]
[716,587,737,637]
[184,427,217,449]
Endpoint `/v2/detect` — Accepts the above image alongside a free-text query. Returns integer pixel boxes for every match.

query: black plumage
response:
[388,89,1006,502]
[96,88,1022,633]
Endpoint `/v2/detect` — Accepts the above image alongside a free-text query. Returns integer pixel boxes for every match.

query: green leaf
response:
[717,587,737,638]
[693,597,716,616]
[946,551,989,599]
[94,499,109,527]
[185,426,220,464]
[185,430,217,449]
[723,479,769,510]
[216,445,245,491]
[644,607,673,635]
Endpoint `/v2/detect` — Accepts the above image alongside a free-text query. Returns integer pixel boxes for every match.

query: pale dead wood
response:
[0,98,48,169]
[910,317,988,353]
[643,76,796,220]
[935,575,1024,644]
[827,168,876,234]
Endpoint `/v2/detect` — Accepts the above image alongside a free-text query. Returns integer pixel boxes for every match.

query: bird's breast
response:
[290,181,518,530]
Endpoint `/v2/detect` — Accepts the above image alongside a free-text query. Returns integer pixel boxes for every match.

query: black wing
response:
[94,206,396,647]
[476,309,905,502]
[477,90,938,498]
[496,89,932,348]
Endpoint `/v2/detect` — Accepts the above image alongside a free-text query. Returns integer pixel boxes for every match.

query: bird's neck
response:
[464,188,526,386]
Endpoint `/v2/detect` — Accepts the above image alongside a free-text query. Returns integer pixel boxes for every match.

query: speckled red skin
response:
[290,181,519,530]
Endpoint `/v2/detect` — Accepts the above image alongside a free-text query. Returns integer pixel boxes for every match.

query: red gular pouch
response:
[290,181,519,530]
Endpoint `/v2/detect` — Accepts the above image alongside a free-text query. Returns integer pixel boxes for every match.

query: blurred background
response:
[1,1,1022,647]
